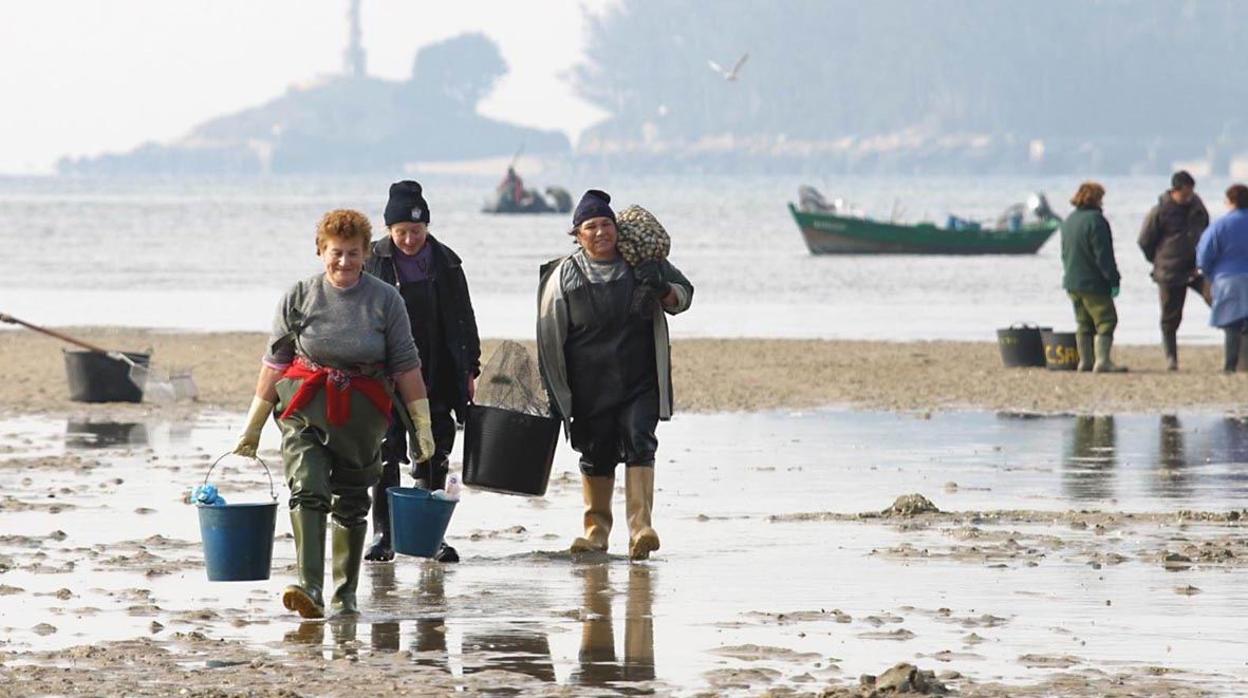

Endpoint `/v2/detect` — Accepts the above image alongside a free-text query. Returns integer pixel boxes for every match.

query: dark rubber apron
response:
[564,263,657,419]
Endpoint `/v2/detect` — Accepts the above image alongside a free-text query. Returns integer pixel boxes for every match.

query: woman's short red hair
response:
[315,209,372,255]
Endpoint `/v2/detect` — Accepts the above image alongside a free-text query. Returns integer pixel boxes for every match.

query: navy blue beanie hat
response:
[384,180,430,226]
[572,189,615,228]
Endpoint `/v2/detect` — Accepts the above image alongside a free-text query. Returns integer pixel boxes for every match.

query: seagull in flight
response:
[708,52,749,81]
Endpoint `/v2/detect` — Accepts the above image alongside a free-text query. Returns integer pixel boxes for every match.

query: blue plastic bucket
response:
[196,453,279,581]
[389,487,457,558]
[198,502,278,581]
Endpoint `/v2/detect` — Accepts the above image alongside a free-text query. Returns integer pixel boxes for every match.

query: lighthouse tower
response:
[343,0,366,78]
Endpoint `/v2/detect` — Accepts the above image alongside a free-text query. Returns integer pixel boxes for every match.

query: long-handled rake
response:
[0,313,197,402]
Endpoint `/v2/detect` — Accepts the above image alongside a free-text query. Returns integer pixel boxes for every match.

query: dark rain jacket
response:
[365,235,481,416]
[1061,206,1120,294]
[1138,192,1210,285]
[536,253,693,434]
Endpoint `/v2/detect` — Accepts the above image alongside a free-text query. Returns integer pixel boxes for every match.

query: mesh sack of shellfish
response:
[615,205,670,267]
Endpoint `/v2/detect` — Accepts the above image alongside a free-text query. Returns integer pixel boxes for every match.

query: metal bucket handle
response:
[203,452,277,502]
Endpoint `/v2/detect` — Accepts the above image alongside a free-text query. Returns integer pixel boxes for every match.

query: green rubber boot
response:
[1093,333,1128,373]
[330,522,367,616]
[283,508,326,619]
[1075,332,1094,372]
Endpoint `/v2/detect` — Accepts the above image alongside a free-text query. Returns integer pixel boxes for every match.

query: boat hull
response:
[789,204,1057,255]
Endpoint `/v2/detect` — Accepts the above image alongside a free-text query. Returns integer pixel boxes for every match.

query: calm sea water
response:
[0,173,1236,344]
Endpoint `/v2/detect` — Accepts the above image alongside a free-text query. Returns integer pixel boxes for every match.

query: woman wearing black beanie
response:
[537,190,694,560]
[364,180,482,563]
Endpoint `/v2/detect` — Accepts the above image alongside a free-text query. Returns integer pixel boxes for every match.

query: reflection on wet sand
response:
[283,620,324,648]
[572,564,655,693]
[285,562,656,690]
[368,563,399,653]
[65,420,148,448]
[363,562,451,670]
[462,628,556,690]
[1207,417,1248,495]
[1151,415,1192,499]
[409,565,450,673]
[282,562,450,666]
[1062,415,1116,501]
[18,408,1248,694]
[282,616,360,660]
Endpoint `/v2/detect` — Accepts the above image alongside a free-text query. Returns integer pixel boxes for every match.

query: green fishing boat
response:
[789,188,1060,256]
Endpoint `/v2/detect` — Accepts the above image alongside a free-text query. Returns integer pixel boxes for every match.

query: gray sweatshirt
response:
[264,273,421,376]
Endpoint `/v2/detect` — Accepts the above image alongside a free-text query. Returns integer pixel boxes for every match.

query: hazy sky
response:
[0,0,613,174]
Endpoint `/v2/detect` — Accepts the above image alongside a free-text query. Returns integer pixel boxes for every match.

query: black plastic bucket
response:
[63,350,149,403]
[463,404,560,497]
[1041,330,1080,371]
[996,324,1049,368]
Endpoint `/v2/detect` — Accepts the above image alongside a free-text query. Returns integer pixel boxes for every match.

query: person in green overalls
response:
[233,208,436,619]
[537,190,694,560]
[1061,181,1127,372]
[363,180,481,563]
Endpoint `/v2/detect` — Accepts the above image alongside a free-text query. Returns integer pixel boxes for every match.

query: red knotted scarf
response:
[279,357,392,427]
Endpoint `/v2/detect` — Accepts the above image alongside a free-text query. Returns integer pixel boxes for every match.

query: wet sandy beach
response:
[3,409,1247,695]
[3,328,1248,416]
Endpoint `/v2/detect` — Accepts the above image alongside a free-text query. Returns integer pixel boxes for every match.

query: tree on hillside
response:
[407,32,508,112]
[575,0,1246,145]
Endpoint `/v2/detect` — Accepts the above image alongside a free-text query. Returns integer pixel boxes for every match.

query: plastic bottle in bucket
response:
[388,486,457,558]
[196,454,279,581]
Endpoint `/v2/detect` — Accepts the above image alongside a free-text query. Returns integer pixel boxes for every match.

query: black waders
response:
[365,462,399,562]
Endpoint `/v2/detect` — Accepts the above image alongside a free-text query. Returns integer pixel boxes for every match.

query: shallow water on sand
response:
[3,410,1248,693]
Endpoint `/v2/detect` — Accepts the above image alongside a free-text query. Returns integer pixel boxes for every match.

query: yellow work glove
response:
[406,398,436,464]
[233,396,274,457]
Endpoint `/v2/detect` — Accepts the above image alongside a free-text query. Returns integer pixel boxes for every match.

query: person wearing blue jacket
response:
[1196,184,1248,372]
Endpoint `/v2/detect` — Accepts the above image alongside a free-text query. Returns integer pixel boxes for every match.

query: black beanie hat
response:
[1171,170,1195,190]
[572,189,615,228]
[384,180,430,226]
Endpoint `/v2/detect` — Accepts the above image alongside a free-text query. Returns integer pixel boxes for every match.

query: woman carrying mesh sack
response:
[537,190,694,560]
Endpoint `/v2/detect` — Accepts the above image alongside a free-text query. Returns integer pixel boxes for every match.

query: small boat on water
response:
[789,186,1060,255]
[482,187,571,214]
[482,165,572,215]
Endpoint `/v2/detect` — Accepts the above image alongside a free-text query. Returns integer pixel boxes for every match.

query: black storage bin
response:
[996,324,1049,368]
[63,350,149,403]
[463,404,560,496]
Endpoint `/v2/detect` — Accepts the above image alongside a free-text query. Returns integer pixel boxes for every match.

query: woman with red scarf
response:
[232,209,435,619]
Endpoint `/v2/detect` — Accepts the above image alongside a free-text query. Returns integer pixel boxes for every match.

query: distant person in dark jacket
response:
[362,180,482,563]
[1196,184,1248,372]
[1138,170,1211,370]
[1061,181,1126,372]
